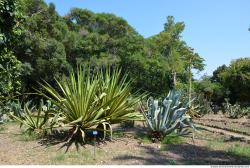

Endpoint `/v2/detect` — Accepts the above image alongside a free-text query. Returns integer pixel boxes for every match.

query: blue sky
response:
[45,0,250,78]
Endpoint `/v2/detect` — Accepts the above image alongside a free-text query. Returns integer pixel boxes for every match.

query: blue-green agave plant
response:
[141,90,195,142]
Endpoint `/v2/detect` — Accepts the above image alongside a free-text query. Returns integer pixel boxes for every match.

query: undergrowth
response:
[17,131,40,141]
[227,144,250,159]
[161,133,185,145]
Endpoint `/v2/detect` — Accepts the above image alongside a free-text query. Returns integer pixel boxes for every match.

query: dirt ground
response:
[0,118,249,165]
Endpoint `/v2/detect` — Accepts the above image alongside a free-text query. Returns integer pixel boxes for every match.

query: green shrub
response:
[193,94,213,116]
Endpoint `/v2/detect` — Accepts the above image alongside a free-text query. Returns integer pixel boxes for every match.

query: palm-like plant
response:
[141,90,195,142]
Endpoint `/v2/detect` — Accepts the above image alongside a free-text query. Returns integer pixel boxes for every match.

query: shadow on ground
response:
[112,145,171,165]
[112,144,250,165]
[38,130,112,153]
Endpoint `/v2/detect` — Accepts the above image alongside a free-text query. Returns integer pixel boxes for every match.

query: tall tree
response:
[182,47,204,107]
[14,0,70,92]
[147,16,204,92]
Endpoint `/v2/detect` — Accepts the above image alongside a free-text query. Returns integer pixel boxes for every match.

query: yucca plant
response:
[141,90,195,142]
[38,66,146,143]
[10,100,50,136]
[38,66,110,143]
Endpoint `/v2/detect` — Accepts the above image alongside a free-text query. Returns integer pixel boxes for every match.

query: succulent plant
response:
[10,99,61,136]
[222,99,247,119]
[141,90,195,142]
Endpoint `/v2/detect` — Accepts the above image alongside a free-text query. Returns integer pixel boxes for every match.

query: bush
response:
[222,99,249,118]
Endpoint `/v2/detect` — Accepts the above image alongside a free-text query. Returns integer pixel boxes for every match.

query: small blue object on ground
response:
[93,131,98,135]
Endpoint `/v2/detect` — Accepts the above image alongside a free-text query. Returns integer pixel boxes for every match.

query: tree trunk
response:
[188,60,192,108]
[171,71,176,89]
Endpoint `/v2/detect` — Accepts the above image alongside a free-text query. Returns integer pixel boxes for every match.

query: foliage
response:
[98,68,145,124]
[0,0,23,123]
[141,90,195,142]
[222,99,249,119]
[0,99,23,123]
[242,107,250,119]
[194,75,229,108]
[227,144,250,159]
[38,66,143,143]
[190,93,213,117]
[38,66,107,143]
[223,99,241,119]
[212,58,250,105]
[13,1,205,96]
[161,132,184,145]
[14,0,70,91]
[145,16,204,90]
[0,0,23,49]
[17,131,40,141]
[10,99,59,135]
[0,51,22,98]
[133,132,152,144]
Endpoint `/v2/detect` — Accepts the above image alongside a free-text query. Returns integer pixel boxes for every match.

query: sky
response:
[45,0,250,79]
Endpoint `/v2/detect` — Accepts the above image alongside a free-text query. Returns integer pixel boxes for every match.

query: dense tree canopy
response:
[1,0,249,114]
[216,58,250,105]
[0,0,208,101]
[195,58,250,106]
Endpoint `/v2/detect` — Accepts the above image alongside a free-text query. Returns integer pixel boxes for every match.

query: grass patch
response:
[113,130,125,138]
[0,125,5,132]
[141,135,152,144]
[206,137,225,149]
[17,131,40,141]
[51,148,106,164]
[227,144,250,159]
[67,153,81,159]
[168,159,177,165]
[134,132,152,144]
[53,153,66,161]
[161,133,184,145]
[135,132,185,144]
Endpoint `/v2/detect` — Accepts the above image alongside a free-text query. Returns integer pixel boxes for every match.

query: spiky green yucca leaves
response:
[38,66,144,143]
[38,67,109,142]
[11,101,50,135]
[142,90,194,142]
[98,68,144,123]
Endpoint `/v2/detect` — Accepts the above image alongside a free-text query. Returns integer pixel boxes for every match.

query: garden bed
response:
[194,114,250,136]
